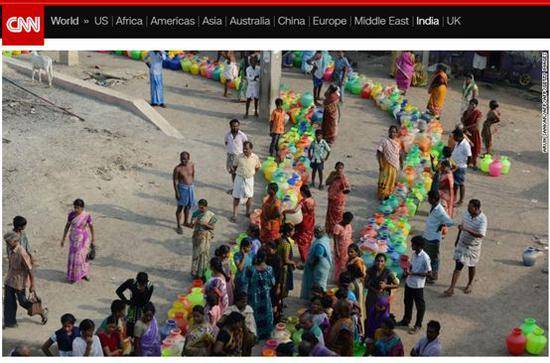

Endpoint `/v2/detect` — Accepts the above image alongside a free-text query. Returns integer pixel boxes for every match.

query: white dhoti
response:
[246,81,259,99]
[232,175,254,203]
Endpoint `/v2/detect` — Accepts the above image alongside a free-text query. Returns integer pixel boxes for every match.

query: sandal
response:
[41,308,49,325]
[176,226,183,235]
[408,325,421,335]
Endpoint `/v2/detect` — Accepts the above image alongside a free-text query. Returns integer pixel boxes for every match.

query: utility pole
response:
[259,51,282,122]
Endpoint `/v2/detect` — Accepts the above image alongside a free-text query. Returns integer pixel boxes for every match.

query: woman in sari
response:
[333,212,354,281]
[395,51,415,95]
[365,296,390,339]
[389,51,400,77]
[325,162,351,236]
[260,183,282,243]
[326,300,354,356]
[133,303,161,356]
[321,85,341,144]
[426,64,448,118]
[301,226,333,300]
[275,223,296,321]
[461,98,483,168]
[373,318,404,357]
[212,312,246,356]
[184,306,215,356]
[461,73,479,114]
[206,257,229,314]
[481,100,501,155]
[246,251,275,340]
[364,254,399,318]
[190,199,217,280]
[283,185,315,262]
[377,126,402,200]
[143,51,166,107]
[61,198,95,283]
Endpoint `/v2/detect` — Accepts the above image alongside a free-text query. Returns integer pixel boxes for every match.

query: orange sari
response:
[427,71,448,117]
[260,196,281,243]
[325,173,351,235]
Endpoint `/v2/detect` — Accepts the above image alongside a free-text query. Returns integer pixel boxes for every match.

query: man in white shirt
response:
[224,119,248,187]
[423,191,454,283]
[451,128,472,206]
[231,141,261,222]
[397,236,431,335]
[244,56,260,119]
[444,199,488,297]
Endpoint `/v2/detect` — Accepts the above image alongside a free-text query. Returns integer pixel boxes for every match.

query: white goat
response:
[30,51,53,86]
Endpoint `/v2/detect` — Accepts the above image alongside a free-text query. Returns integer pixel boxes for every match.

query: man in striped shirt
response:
[444,199,487,296]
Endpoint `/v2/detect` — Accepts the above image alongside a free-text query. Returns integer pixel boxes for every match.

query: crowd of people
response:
[4,51,499,357]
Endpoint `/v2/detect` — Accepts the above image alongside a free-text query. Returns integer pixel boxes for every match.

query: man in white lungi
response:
[244,56,260,119]
[444,199,487,297]
[231,141,261,222]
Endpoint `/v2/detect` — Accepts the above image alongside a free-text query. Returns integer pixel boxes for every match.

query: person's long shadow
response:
[164,84,222,102]
[36,268,67,283]
[87,203,173,229]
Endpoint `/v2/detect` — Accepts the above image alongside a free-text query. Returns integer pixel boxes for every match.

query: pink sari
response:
[67,211,93,282]
[395,52,415,92]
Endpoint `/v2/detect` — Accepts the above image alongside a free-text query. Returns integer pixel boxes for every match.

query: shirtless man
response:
[173,151,195,234]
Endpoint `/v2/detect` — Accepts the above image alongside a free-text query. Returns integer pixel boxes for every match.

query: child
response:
[269,98,286,157]
[204,292,222,337]
[98,315,123,356]
[308,51,325,104]
[245,56,260,118]
[246,224,262,257]
[333,212,354,281]
[309,297,330,335]
[223,51,239,98]
[215,245,234,305]
[481,100,501,155]
[308,129,331,189]
[322,295,335,321]
[233,238,253,295]
[96,299,127,338]
[42,313,80,356]
[72,319,104,356]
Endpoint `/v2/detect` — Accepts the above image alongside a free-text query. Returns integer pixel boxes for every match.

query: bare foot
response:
[230,216,237,223]
[454,201,463,207]
[443,288,454,297]
[254,112,259,118]
[463,285,473,294]
[184,223,193,229]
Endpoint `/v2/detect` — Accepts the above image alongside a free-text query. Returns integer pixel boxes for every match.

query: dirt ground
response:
[2,51,548,356]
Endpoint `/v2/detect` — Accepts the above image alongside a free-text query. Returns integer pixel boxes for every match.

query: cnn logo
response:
[6,16,40,33]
